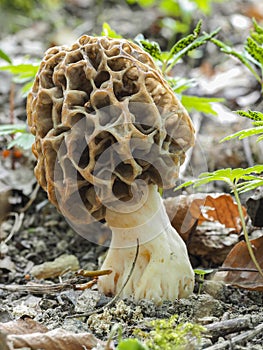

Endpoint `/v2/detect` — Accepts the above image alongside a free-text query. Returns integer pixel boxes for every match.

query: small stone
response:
[74,290,101,314]
[203,280,225,300]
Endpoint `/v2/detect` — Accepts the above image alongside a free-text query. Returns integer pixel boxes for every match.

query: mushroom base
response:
[98,185,194,303]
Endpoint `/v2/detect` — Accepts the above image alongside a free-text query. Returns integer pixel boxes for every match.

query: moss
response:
[134,314,206,350]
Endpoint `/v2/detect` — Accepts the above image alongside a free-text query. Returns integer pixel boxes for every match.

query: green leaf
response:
[245,37,263,65]
[181,95,224,115]
[126,0,155,7]
[8,133,35,150]
[0,63,39,81]
[236,110,263,121]
[101,23,122,38]
[211,38,262,83]
[0,124,28,135]
[252,18,263,35]
[0,49,12,64]
[117,338,148,350]
[174,166,263,193]
[194,0,211,14]
[21,80,34,96]
[167,77,196,94]
[165,27,220,73]
[194,268,214,276]
[168,20,202,57]
[138,39,162,61]
[220,126,263,142]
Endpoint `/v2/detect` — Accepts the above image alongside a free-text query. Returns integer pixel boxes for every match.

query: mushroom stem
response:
[98,184,194,303]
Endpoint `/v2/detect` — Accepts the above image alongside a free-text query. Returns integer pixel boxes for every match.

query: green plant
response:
[127,0,225,37]
[0,0,62,35]
[194,268,214,294]
[211,19,263,89]
[134,314,205,349]
[127,0,223,15]
[0,59,39,97]
[0,124,34,150]
[136,20,224,114]
[221,110,263,143]
[117,339,149,350]
[175,165,263,277]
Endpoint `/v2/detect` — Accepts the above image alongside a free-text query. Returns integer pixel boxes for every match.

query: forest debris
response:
[0,181,11,225]
[30,254,80,279]
[0,256,15,272]
[0,317,114,349]
[214,235,263,291]
[164,193,245,263]
[205,317,252,340]
[0,316,48,335]
[246,187,263,227]
[204,322,263,350]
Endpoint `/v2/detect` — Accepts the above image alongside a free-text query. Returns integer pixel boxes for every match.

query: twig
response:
[20,183,40,213]
[3,212,24,244]
[0,280,78,294]
[205,317,252,339]
[67,238,140,318]
[217,266,259,273]
[204,322,263,350]
[9,82,15,170]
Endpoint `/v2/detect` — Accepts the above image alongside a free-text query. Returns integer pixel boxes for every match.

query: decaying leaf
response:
[214,235,263,291]
[0,316,114,350]
[0,316,48,335]
[30,254,80,279]
[164,193,246,264]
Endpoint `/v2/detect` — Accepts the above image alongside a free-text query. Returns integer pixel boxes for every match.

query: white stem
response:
[98,184,194,303]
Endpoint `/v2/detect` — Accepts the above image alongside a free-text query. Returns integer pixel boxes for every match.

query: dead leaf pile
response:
[164,193,247,264]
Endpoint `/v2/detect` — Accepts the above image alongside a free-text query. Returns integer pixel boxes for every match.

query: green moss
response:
[134,315,206,350]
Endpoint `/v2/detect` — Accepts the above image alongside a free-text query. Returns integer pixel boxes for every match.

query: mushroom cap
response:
[27,35,194,224]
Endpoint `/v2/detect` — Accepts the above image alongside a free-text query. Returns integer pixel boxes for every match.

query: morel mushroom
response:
[27,35,195,302]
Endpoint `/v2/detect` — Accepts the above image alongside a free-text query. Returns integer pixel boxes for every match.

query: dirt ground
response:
[1,0,263,349]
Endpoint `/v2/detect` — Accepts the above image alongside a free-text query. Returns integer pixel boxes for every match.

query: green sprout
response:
[194,268,214,294]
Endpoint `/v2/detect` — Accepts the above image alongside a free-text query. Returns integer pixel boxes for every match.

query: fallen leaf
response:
[30,254,79,279]
[164,193,245,238]
[164,193,246,264]
[0,317,114,350]
[0,316,48,335]
[214,235,263,291]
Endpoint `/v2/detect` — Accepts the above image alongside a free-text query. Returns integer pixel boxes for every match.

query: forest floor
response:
[0,0,263,349]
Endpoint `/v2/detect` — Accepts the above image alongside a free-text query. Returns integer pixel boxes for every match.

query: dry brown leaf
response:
[0,316,47,335]
[164,193,245,238]
[214,235,263,291]
[0,317,114,350]
[164,193,246,264]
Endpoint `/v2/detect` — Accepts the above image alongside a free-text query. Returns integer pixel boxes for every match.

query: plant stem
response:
[232,186,263,278]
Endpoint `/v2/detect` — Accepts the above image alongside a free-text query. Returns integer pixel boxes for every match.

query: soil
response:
[0,0,263,349]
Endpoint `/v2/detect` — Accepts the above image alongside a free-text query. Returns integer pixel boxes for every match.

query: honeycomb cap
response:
[27,35,195,224]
